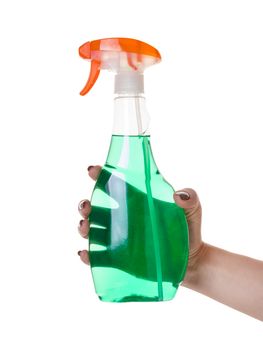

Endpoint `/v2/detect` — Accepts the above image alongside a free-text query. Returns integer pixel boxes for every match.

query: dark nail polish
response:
[180,194,190,200]
[78,250,81,256]
[79,200,87,210]
[175,191,190,201]
[87,165,94,171]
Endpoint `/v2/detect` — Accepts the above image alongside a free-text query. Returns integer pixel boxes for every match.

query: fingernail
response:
[79,200,88,210]
[79,219,84,227]
[78,250,81,256]
[87,165,94,171]
[175,191,190,200]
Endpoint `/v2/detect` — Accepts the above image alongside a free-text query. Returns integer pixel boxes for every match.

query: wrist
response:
[182,242,209,288]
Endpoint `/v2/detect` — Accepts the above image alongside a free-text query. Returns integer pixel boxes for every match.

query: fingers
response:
[77,165,102,265]
[78,218,90,238]
[78,165,101,217]
[88,165,102,181]
[78,250,90,265]
[78,199,91,219]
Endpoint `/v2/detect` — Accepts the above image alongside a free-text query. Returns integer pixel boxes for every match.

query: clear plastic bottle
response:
[79,38,189,302]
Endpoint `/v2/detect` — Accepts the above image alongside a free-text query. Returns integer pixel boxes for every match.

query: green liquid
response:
[89,135,189,302]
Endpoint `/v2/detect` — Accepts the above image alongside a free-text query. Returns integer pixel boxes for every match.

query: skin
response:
[78,165,263,321]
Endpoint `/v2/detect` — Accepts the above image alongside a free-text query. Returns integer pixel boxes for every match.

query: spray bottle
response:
[79,37,189,302]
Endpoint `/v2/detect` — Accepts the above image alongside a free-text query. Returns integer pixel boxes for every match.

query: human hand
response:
[77,165,205,284]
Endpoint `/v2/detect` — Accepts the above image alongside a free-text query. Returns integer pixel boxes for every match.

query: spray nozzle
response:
[79,38,161,95]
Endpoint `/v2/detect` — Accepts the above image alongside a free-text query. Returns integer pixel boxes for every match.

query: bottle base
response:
[96,286,179,303]
[98,295,174,302]
[98,295,163,303]
[91,267,180,302]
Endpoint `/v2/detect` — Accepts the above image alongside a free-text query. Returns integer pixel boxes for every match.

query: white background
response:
[0,0,262,348]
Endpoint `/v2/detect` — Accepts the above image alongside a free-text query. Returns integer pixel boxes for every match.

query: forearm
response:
[182,243,263,321]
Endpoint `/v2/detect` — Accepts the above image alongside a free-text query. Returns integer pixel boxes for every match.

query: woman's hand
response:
[77,165,263,321]
[77,165,205,284]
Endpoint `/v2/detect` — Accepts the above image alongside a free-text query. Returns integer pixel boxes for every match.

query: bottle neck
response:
[112,93,150,136]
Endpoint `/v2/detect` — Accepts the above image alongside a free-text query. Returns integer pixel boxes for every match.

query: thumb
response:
[173,188,200,213]
[173,188,202,253]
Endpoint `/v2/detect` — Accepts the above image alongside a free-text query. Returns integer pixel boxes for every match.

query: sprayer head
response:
[79,37,161,95]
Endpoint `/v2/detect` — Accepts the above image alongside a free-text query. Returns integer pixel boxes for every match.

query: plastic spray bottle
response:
[79,38,189,302]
